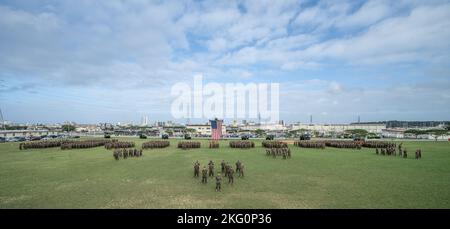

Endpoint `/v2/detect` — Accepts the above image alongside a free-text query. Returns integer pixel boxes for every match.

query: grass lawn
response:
[0,138,449,208]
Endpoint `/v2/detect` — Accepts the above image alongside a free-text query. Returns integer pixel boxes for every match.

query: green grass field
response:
[0,138,449,209]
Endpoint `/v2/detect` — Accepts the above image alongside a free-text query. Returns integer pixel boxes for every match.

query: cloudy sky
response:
[1,0,449,124]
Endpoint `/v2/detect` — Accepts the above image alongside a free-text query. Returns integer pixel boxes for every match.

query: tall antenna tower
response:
[358,115,360,123]
[310,115,313,124]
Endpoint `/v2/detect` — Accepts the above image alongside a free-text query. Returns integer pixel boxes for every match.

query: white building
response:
[381,128,405,138]
[186,124,227,136]
[291,123,386,134]
[0,130,62,138]
[141,116,149,126]
[240,123,287,131]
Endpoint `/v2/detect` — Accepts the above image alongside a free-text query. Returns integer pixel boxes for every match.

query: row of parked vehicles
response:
[0,134,80,143]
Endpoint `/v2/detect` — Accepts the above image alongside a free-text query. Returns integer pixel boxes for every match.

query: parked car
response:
[162,134,169,139]
[139,134,147,139]
[266,135,275,140]
[7,137,25,142]
[30,136,42,141]
[0,137,6,143]
[241,135,250,140]
[300,134,311,140]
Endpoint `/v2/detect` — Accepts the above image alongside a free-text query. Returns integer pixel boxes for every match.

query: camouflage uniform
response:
[221,160,226,173]
[201,167,208,184]
[228,169,234,185]
[194,162,200,177]
[215,174,222,192]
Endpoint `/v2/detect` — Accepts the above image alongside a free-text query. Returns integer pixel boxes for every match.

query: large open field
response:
[0,138,449,208]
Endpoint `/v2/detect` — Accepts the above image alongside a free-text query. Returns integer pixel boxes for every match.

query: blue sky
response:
[0,0,449,124]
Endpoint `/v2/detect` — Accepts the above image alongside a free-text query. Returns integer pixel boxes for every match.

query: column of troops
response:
[229,141,255,149]
[142,141,170,149]
[265,147,291,159]
[19,140,72,150]
[104,141,135,149]
[194,160,245,192]
[178,141,201,149]
[61,139,115,150]
[375,143,422,159]
[363,141,396,148]
[262,140,287,148]
[324,140,362,149]
[209,141,220,148]
[113,148,143,160]
[294,141,325,149]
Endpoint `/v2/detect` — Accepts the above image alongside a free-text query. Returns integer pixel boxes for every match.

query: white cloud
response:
[1,0,450,123]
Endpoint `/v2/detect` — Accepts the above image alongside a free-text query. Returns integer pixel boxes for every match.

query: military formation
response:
[363,141,396,148]
[113,148,143,160]
[262,140,287,148]
[265,147,291,159]
[375,145,422,159]
[295,140,362,149]
[178,141,201,149]
[209,141,220,148]
[324,140,362,149]
[294,140,325,149]
[105,141,135,149]
[376,146,398,156]
[194,160,245,192]
[229,141,255,149]
[61,139,114,150]
[141,140,170,149]
[19,140,71,150]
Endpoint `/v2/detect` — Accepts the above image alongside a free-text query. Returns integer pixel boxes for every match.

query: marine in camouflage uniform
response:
[228,169,234,185]
[194,161,200,177]
[208,163,215,177]
[239,163,244,177]
[235,160,241,173]
[221,160,226,173]
[201,167,208,184]
[113,149,120,160]
[215,174,222,192]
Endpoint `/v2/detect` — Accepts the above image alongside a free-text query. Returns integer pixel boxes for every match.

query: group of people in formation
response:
[375,143,422,159]
[194,160,245,192]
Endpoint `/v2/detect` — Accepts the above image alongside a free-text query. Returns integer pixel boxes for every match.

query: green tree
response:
[5,125,27,130]
[254,129,265,137]
[346,129,369,137]
[62,124,76,132]
[404,129,428,138]
[185,128,196,134]
[165,129,174,136]
[287,130,299,138]
[426,129,448,141]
